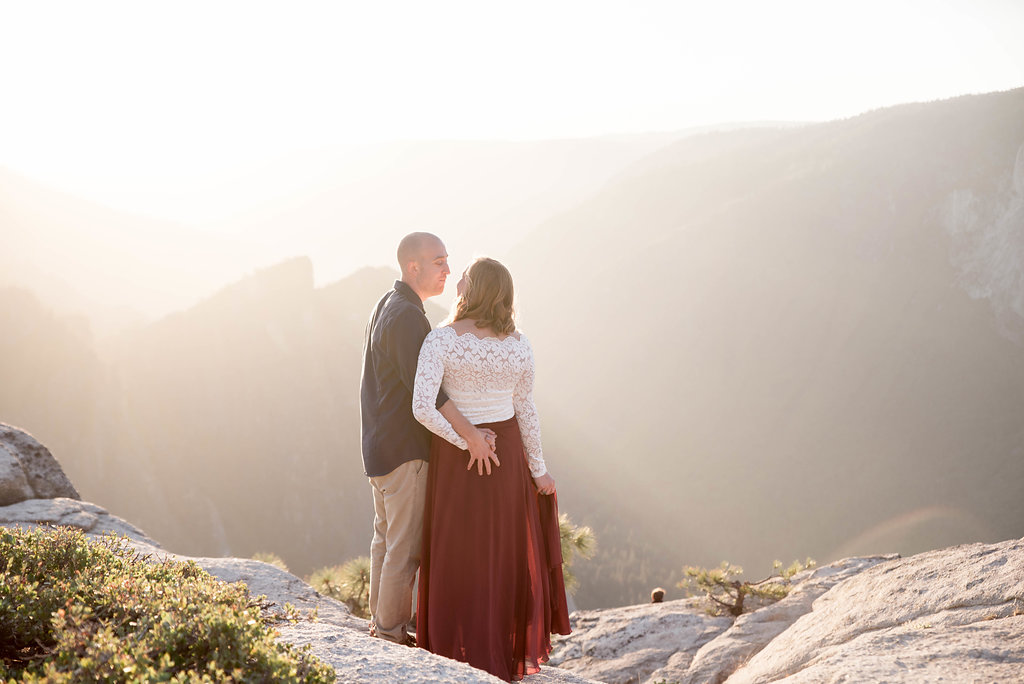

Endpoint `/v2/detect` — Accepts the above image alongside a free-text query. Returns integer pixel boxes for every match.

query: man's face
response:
[414,239,450,298]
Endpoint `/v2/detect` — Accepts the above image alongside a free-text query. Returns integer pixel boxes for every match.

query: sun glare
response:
[1,0,1021,218]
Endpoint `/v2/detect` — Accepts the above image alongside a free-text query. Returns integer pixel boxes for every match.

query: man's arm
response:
[439,401,500,476]
[388,311,447,404]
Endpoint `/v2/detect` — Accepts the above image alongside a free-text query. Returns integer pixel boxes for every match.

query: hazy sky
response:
[2,0,1022,222]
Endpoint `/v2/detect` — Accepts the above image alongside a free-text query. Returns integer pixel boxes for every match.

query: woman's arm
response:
[512,336,548,478]
[413,331,468,449]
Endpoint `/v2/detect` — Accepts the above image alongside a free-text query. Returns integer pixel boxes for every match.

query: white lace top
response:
[412,326,547,477]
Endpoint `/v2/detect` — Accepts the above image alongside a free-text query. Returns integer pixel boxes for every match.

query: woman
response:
[412,257,570,681]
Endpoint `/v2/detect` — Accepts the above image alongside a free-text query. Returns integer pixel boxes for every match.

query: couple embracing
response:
[359,232,571,681]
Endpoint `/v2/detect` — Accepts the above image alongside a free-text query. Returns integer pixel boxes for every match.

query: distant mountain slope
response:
[0,168,253,336]
[90,260,454,574]
[506,87,1024,606]
[0,132,690,333]
[0,288,103,475]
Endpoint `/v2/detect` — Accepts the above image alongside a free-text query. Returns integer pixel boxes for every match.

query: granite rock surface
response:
[548,598,733,684]
[724,537,1024,683]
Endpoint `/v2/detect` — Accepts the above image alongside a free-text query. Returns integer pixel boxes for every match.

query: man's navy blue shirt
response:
[360,281,448,477]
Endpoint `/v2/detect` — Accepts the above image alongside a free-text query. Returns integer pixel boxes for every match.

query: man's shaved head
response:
[397,232,449,300]
[397,232,443,277]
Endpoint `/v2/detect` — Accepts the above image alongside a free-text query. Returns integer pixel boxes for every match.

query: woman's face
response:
[456,269,468,297]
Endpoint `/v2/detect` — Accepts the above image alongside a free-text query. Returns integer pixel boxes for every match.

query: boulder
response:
[0,443,35,505]
[0,423,79,502]
[725,537,1024,683]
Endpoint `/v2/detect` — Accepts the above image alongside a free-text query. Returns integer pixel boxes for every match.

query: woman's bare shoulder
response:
[450,319,476,335]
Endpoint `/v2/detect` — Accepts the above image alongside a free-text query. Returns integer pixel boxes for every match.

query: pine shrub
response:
[308,557,370,619]
[0,526,334,682]
[558,513,596,594]
[678,558,816,616]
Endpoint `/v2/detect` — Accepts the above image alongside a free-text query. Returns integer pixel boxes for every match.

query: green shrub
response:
[308,557,370,619]
[0,525,334,683]
[559,513,596,594]
[678,558,816,616]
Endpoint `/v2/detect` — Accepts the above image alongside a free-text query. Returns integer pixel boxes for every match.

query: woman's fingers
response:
[533,473,556,495]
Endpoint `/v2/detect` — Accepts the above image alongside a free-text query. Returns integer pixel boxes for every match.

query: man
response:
[360,232,498,645]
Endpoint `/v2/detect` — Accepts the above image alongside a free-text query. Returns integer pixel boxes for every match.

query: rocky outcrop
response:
[548,598,733,683]
[546,556,898,684]
[656,556,897,684]
[0,423,79,504]
[0,497,154,544]
[549,538,1024,684]
[725,537,1024,683]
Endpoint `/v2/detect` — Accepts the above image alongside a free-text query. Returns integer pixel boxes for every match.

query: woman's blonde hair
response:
[451,257,516,335]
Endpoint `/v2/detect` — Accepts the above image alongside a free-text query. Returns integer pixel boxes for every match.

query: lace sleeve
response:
[413,329,468,450]
[513,335,547,477]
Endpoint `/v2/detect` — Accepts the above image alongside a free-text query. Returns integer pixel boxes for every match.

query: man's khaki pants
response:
[368,458,427,643]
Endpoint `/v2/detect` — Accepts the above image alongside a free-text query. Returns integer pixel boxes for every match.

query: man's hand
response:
[533,472,556,495]
[466,427,499,476]
[438,400,500,476]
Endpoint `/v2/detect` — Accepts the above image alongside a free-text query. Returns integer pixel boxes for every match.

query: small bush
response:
[308,557,370,619]
[679,558,816,616]
[0,525,334,682]
[559,513,596,594]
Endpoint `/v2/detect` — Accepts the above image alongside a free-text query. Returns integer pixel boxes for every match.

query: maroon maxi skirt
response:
[417,415,571,681]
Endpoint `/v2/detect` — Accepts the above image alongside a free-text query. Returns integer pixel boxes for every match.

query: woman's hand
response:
[533,472,556,496]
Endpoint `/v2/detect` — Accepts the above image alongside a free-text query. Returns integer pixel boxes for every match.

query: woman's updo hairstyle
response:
[452,257,516,335]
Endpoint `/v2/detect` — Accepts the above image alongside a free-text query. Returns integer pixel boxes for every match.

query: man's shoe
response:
[372,630,416,647]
